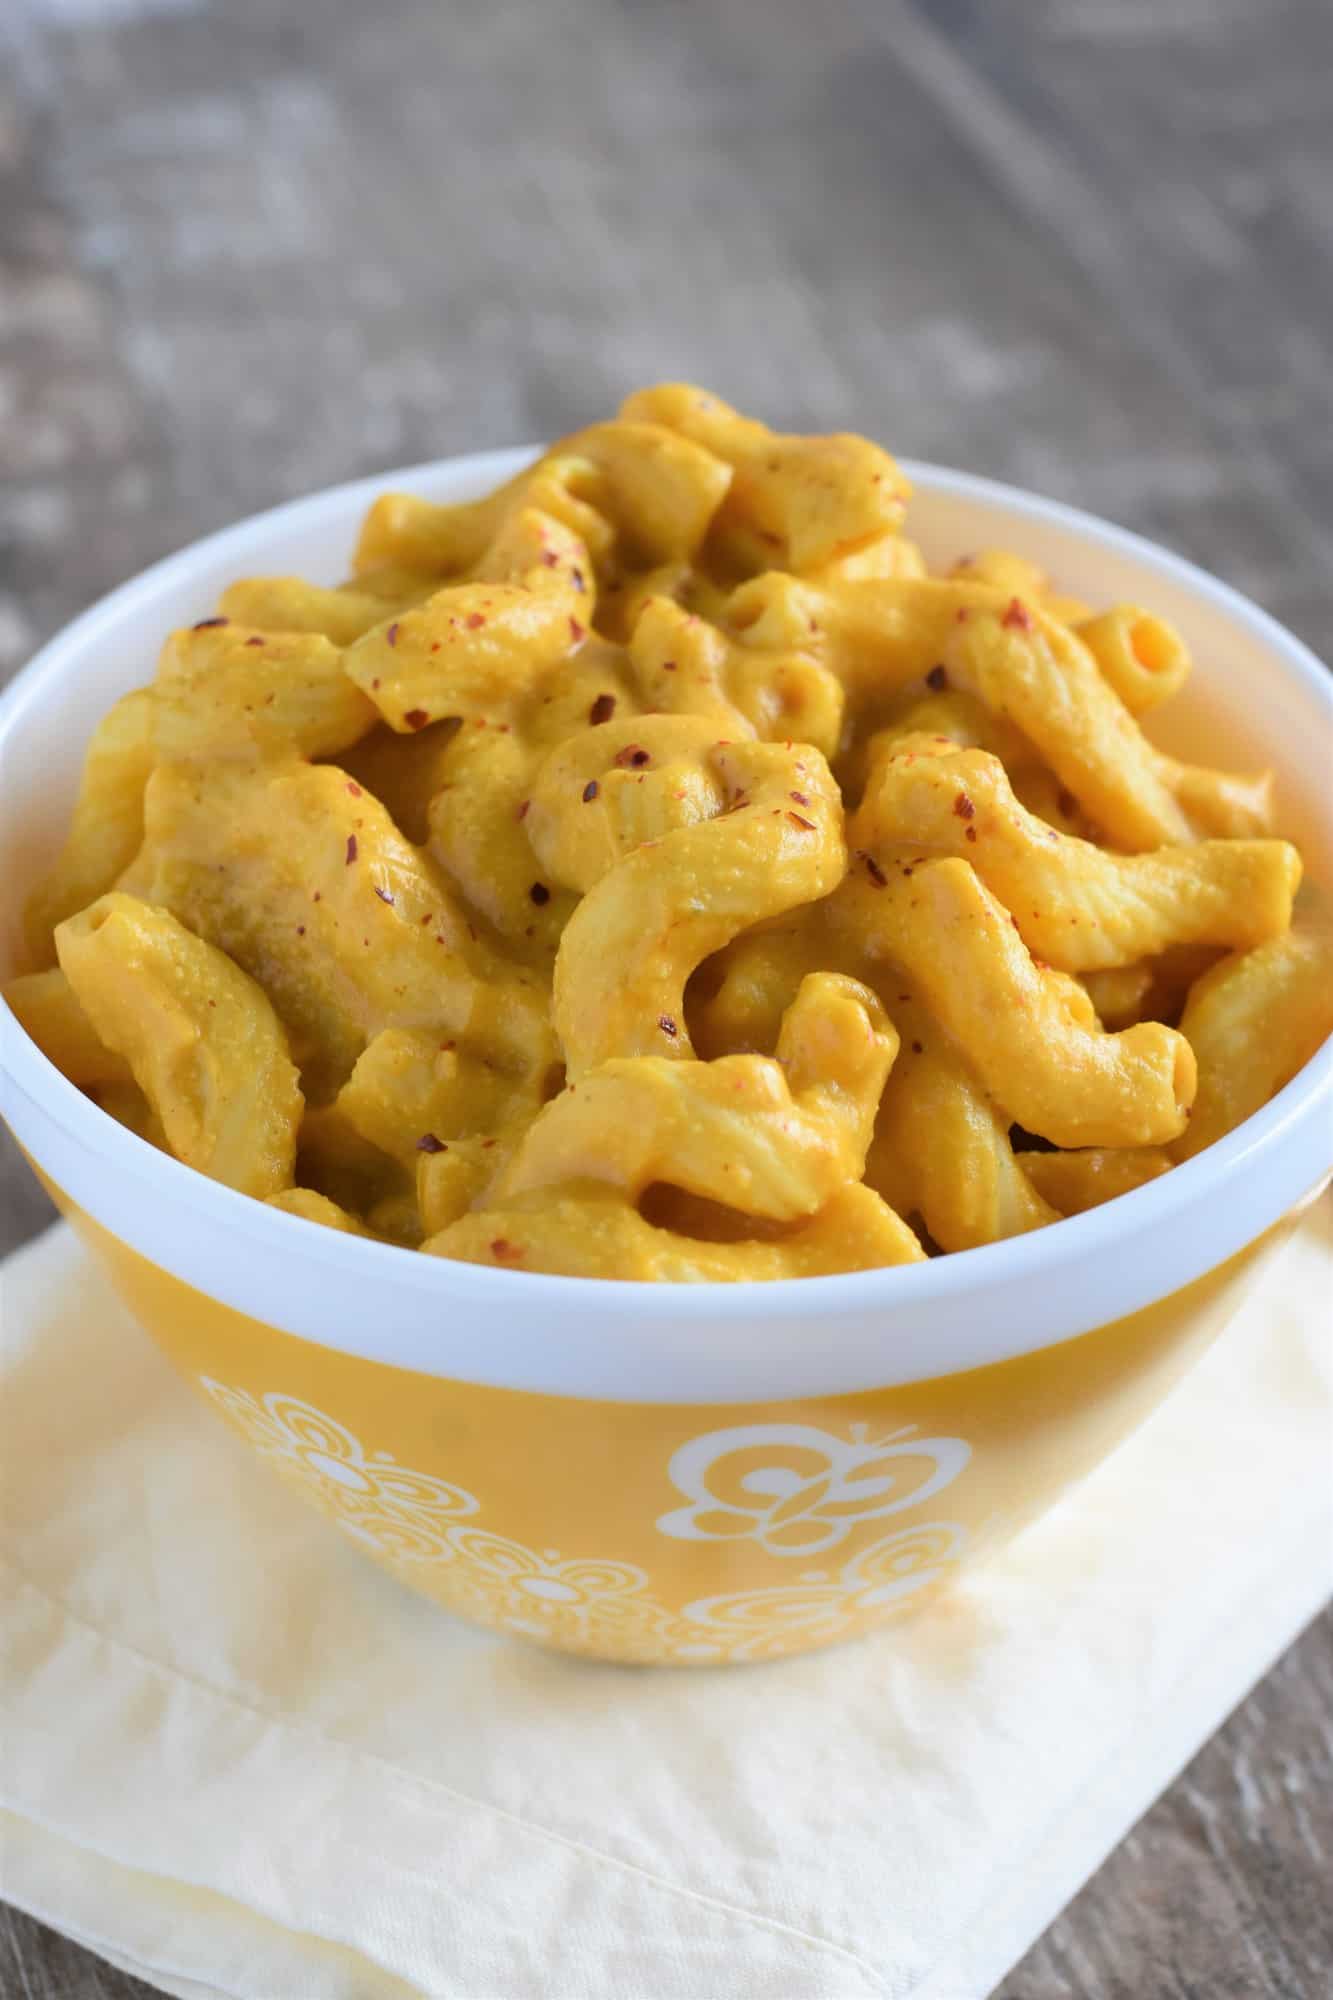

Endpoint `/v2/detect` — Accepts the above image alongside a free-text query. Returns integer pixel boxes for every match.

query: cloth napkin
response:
[1,1208,1329,2000]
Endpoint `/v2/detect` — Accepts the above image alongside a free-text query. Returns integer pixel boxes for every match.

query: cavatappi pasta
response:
[9,386,1331,1278]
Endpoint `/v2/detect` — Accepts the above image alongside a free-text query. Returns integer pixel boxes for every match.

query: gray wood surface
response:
[2,0,1330,1993]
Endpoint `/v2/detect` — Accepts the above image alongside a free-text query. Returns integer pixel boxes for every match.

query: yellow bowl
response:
[4,451,1331,1664]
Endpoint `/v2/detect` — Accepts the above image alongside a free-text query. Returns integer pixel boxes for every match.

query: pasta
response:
[8,386,1330,1278]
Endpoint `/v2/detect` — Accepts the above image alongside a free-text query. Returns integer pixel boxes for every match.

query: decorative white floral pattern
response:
[668,1522,967,1662]
[655,1421,972,1554]
[198,1381,971,1661]
[198,1381,477,1563]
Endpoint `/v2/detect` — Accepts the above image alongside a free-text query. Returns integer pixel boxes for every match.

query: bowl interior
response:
[0,453,1329,1401]
[2,454,1328,988]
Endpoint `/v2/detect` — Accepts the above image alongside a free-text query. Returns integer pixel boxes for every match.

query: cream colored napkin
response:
[1,1209,1329,2000]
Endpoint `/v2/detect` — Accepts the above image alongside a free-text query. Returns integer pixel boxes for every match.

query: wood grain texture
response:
[1,0,1330,1992]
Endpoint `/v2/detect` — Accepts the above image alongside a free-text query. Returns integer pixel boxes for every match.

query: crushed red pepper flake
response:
[569,617,586,643]
[489,1237,522,1260]
[346,780,362,796]
[926,664,949,691]
[790,790,810,806]
[466,612,486,629]
[540,549,559,567]
[864,855,888,887]
[589,693,616,724]
[571,567,586,593]
[373,885,395,905]
[371,676,381,690]
[658,1014,678,1037]
[955,607,971,624]
[296,924,305,936]
[529,882,550,905]
[911,1040,923,1054]
[417,1133,447,1154]
[614,744,650,768]
[386,621,400,646]
[481,1138,497,1149]
[787,811,816,830]
[403,708,430,730]
[244,635,265,646]
[1002,596,1034,631]
[516,798,530,821]
[953,792,976,820]
[345,834,358,865]
[965,825,977,842]
[662,658,677,672]
[582,779,599,802]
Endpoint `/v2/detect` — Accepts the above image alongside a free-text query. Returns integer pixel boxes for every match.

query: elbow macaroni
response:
[8,386,1330,1278]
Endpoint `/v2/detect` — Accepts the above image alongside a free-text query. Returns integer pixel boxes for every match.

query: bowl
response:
[3,450,1330,1665]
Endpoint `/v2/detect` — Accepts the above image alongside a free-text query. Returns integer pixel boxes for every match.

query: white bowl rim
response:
[2,448,1330,1358]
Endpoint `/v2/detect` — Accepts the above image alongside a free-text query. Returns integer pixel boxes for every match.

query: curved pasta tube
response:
[353,424,729,584]
[619,383,911,573]
[24,689,157,967]
[336,1027,548,1172]
[344,575,585,735]
[139,758,553,1097]
[267,1187,377,1236]
[424,1180,924,1280]
[55,894,301,1198]
[688,920,823,1058]
[3,968,132,1088]
[527,714,728,894]
[154,623,378,761]
[629,597,844,758]
[1022,1147,1173,1215]
[948,549,1089,625]
[863,992,1055,1251]
[836,861,1196,1148]
[732,575,1269,847]
[855,744,1300,971]
[217,578,420,646]
[1074,607,1190,715]
[1173,930,1333,1159]
[551,732,846,1074]
[501,973,895,1221]
[1080,963,1155,1030]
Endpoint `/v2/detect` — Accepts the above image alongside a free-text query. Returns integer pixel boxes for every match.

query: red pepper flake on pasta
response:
[346,781,362,797]
[540,549,559,567]
[466,612,486,630]
[863,854,888,887]
[417,1133,447,1154]
[662,658,677,672]
[386,621,400,647]
[658,1014,678,1037]
[952,792,975,820]
[1002,597,1034,631]
[569,617,586,643]
[373,885,395,905]
[926,664,949,690]
[790,790,810,806]
[615,744,650,768]
[403,708,430,730]
[489,1238,522,1261]
[345,834,358,865]
[244,635,265,646]
[589,693,616,724]
[529,882,551,905]
[582,779,599,802]
[571,568,586,593]
[516,798,531,821]
[965,825,978,842]
[787,812,816,830]
[911,1040,923,1054]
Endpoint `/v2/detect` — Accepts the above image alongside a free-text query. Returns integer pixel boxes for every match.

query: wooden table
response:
[3,0,1330,1992]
